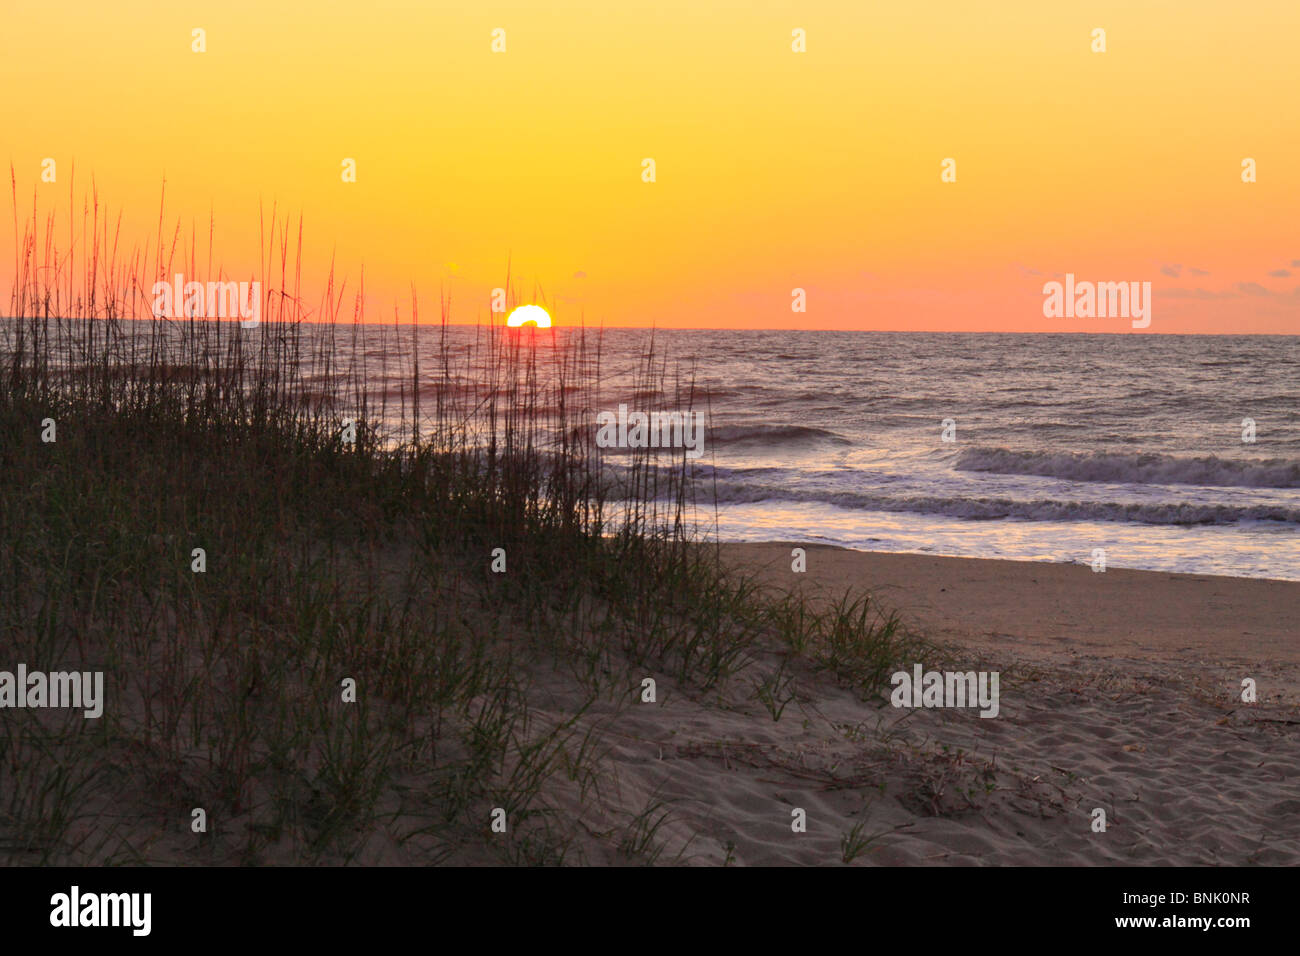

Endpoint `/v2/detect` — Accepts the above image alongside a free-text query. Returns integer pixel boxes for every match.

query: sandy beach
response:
[723,543,1300,693]
[539,544,1300,865]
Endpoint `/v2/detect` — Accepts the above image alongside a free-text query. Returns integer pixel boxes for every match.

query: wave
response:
[703,481,1300,526]
[707,424,851,447]
[955,447,1300,489]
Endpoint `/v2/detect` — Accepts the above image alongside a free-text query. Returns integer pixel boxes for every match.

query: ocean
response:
[12,320,1298,580]
[587,330,1300,581]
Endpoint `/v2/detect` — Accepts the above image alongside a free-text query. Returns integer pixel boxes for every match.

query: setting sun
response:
[505,305,551,328]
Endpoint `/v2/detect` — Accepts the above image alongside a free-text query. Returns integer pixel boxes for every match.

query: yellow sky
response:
[3,0,1298,331]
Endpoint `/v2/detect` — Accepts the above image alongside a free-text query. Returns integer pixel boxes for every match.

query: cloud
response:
[1267,269,1291,278]
[1160,263,1182,278]
[1292,260,1300,268]
[1236,282,1272,297]
[1161,287,1237,300]
[572,271,586,279]
[1189,267,1209,276]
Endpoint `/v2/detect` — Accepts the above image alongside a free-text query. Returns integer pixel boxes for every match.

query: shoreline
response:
[719,543,1300,677]
[667,541,1300,864]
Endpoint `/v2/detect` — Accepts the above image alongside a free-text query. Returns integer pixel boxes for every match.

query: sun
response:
[506,304,551,328]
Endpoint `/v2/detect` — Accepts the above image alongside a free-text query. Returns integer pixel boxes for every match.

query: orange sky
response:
[3,0,1298,332]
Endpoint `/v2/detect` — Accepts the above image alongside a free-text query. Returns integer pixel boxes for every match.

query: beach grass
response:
[1,182,921,864]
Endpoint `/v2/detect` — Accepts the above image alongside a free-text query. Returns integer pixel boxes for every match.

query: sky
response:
[2,0,1298,332]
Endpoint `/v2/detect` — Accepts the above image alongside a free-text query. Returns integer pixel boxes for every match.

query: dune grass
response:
[1,180,920,864]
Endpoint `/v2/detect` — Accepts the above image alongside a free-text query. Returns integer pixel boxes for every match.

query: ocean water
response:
[586,330,1300,581]
[12,320,1298,580]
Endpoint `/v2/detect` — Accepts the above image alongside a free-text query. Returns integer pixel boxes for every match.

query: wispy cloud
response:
[1162,287,1238,300]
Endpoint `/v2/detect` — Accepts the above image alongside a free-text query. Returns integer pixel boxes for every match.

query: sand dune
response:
[540,545,1300,865]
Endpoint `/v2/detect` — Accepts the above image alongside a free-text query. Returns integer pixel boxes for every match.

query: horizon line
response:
[2,316,1296,336]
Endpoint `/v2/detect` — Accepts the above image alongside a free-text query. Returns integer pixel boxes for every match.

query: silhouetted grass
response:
[1,177,919,864]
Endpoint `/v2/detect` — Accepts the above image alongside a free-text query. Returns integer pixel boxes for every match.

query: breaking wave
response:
[955,447,1300,489]
[703,481,1300,525]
